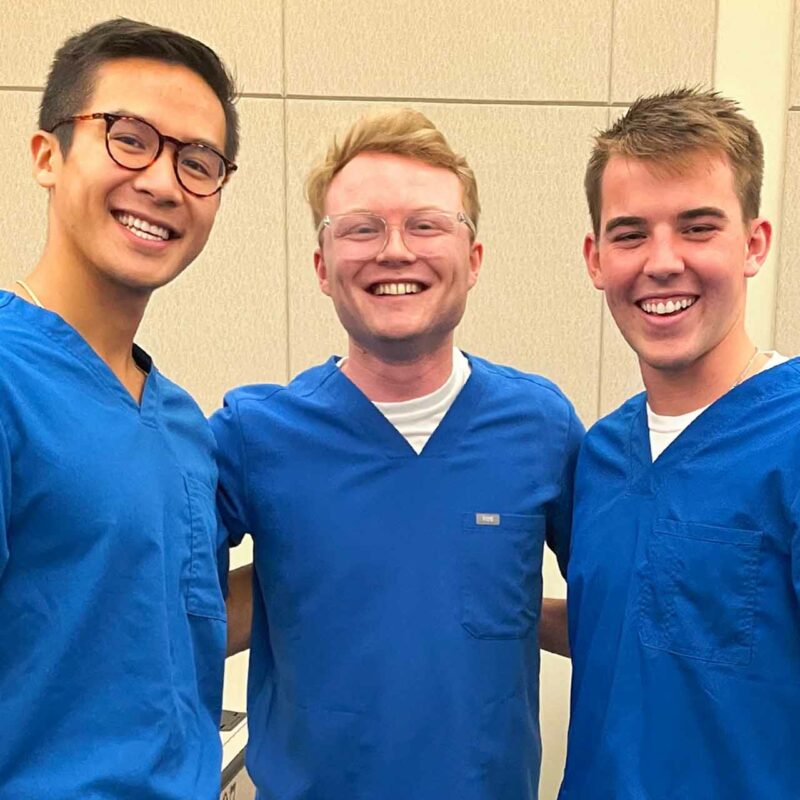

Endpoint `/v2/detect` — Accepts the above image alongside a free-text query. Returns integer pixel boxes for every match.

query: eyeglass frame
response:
[316,210,477,257]
[47,112,238,197]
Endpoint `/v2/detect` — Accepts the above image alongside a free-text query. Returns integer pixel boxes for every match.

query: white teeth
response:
[640,297,697,315]
[372,282,423,296]
[115,212,170,241]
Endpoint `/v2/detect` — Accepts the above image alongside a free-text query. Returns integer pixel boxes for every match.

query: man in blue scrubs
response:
[560,89,799,798]
[213,109,583,799]
[0,19,238,799]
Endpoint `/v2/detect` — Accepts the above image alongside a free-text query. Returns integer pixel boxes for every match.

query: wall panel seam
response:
[279,94,613,107]
[773,1,798,350]
[281,97,292,383]
[281,0,287,98]
[606,0,617,103]
[0,88,629,108]
[710,0,720,86]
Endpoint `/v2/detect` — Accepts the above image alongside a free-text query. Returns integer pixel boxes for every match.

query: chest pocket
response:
[639,519,763,665]
[184,476,227,621]
[461,513,545,639]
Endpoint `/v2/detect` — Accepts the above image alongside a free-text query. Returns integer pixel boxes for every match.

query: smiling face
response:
[34,57,227,294]
[585,151,771,383]
[314,152,483,360]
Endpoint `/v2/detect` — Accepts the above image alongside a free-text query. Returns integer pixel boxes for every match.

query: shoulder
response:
[0,303,57,399]
[583,392,644,451]
[467,352,577,417]
[150,366,207,421]
[0,297,40,353]
[214,359,339,426]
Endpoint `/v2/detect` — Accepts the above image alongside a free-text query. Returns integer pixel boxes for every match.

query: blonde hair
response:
[585,88,763,236]
[305,108,480,232]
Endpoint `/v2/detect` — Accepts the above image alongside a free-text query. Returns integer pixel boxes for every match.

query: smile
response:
[638,296,697,316]
[370,282,425,296]
[113,211,175,242]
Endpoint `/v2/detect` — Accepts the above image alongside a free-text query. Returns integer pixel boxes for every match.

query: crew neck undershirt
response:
[338,348,471,454]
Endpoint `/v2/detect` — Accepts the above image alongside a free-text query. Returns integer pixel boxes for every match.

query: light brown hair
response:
[585,88,763,236]
[306,108,480,233]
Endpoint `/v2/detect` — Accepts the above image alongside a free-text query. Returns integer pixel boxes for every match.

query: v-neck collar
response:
[319,352,486,458]
[627,357,800,493]
[1,290,159,424]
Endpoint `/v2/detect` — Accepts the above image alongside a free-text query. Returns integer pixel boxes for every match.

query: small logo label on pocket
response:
[475,513,500,526]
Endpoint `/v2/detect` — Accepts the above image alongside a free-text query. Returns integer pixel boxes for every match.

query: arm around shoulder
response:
[539,597,570,658]
[226,562,253,656]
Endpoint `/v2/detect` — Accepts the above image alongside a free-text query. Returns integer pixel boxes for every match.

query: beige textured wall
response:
[776,2,800,354]
[0,2,796,798]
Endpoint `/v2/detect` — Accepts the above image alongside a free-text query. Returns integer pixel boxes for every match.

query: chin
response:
[638,347,700,373]
[115,265,188,293]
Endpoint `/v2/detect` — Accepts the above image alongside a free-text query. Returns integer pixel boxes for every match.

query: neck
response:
[20,249,149,376]
[643,326,765,415]
[342,338,455,402]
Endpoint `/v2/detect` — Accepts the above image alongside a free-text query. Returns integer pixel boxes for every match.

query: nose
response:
[376,224,416,264]
[130,148,183,206]
[643,232,685,280]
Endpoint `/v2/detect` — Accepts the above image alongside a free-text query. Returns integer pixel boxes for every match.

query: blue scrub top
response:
[560,359,800,800]
[212,354,583,800]
[0,291,226,799]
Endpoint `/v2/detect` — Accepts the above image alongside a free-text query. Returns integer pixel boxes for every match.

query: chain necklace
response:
[15,279,43,308]
[13,278,148,378]
[733,346,762,387]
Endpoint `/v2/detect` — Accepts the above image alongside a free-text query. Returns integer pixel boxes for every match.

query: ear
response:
[31,131,61,190]
[313,248,331,296]
[583,232,604,290]
[744,217,772,278]
[466,240,484,290]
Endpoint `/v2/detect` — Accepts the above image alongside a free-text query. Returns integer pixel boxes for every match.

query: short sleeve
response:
[0,420,10,579]
[209,393,251,550]
[546,400,585,578]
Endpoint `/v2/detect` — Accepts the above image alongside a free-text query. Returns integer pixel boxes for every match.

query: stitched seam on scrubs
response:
[0,417,10,573]
[789,488,800,603]
[550,403,580,573]
[627,399,645,492]
[186,477,227,621]
[298,357,341,398]
[231,396,255,531]
[478,357,572,405]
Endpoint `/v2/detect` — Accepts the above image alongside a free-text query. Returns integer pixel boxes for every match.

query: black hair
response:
[39,17,239,159]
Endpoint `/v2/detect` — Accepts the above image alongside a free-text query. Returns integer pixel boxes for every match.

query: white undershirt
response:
[339,348,471,454]
[647,352,791,461]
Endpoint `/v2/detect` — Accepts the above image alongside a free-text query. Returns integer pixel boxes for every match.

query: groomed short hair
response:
[585,87,763,236]
[39,17,239,160]
[306,108,480,233]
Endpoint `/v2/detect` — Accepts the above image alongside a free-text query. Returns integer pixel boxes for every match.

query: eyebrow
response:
[604,206,729,235]
[109,108,224,152]
[604,216,645,234]
[676,206,728,222]
[330,206,450,217]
